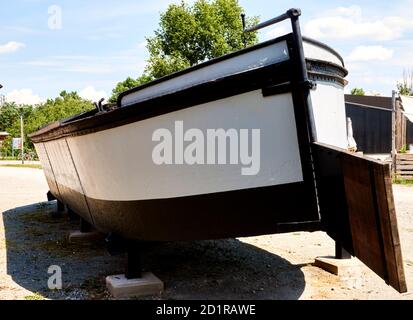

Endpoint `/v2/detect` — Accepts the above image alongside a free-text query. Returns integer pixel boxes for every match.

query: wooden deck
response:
[396,154,413,180]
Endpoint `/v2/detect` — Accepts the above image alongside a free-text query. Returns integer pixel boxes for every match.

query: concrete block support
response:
[68,230,104,244]
[106,273,164,298]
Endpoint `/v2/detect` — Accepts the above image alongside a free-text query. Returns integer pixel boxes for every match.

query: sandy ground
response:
[0,165,412,300]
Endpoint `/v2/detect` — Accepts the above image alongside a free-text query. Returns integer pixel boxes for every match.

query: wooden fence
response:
[345,95,413,155]
[396,154,413,180]
[345,103,392,154]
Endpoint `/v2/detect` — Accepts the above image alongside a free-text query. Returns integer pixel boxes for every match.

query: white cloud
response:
[304,5,413,41]
[79,86,108,102]
[325,5,362,18]
[0,41,25,54]
[6,89,44,105]
[347,46,394,62]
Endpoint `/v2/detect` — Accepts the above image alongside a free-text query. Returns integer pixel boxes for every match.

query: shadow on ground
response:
[2,201,306,300]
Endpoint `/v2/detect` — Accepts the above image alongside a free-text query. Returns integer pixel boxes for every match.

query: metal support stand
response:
[47,191,66,217]
[80,217,92,233]
[57,200,65,212]
[106,240,162,298]
[47,191,56,201]
[335,241,351,259]
[67,207,78,221]
[125,242,142,280]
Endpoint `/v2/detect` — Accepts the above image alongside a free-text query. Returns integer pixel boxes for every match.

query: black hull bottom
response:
[54,182,319,241]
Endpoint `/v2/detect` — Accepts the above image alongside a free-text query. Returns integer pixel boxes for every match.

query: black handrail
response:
[242,8,309,88]
[242,8,301,33]
[242,9,345,67]
[243,8,316,143]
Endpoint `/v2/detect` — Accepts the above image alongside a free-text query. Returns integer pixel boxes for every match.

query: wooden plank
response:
[340,154,407,293]
[397,154,413,160]
[372,164,407,293]
[396,165,413,170]
[312,142,407,293]
[396,164,413,168]
[396,170,413,175]
[341,156,386,277]
[396,162,413,167]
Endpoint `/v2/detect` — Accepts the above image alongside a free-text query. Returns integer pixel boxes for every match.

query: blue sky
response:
[1,0,413,104]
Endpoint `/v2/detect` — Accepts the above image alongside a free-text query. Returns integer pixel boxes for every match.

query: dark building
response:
[345,95,413,154]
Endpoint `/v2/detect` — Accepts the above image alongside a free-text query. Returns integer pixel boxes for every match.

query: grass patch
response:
[24,292,45,300]
[0,164,42,169]
[393,178,413,185]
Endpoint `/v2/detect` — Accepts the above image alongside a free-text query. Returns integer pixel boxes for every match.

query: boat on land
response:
[30,9,406,292]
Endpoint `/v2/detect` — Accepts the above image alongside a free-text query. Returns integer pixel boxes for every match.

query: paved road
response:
[0,166,412,300]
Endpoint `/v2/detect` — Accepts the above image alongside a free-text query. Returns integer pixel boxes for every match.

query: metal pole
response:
[392,90,397,175]
[20,111,24,165]
[335,241,351,259]
[289,10,317,142]
[243,9,297,33]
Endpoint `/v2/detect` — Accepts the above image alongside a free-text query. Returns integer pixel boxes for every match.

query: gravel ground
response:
[0,166,412,300]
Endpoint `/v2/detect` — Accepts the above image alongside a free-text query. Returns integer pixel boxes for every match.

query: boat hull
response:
[31,33,347,241]
[34,89,320,240]
[46,182,314,241]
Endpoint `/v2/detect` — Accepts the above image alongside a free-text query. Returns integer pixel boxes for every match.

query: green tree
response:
[0,102,20,131]
[145,0,259,79]
[23,91,93,134]
[109,0,258,103]
[398,83,413,96]
[0,104,33,158]
[1,91,94,157]
[109,75,153,103]
[351,88,365,96]
[397,69,413,96]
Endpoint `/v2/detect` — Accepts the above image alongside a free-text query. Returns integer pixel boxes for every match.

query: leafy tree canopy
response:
[109,75,153,103]
[146,0,258,78]
[109,0,258,102]
[0,91,93,157]
[0,102,21,132]
[397,69,413,96]
[398,83,413,96]
[351,88,365,96]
